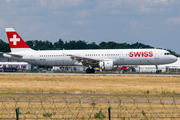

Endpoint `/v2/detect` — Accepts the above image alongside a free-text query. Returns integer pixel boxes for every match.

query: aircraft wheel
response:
[86,68,90,73]
[90,69,95,73]
[86,68,92,73]
[86,68,95,73]
[156,70,159,74]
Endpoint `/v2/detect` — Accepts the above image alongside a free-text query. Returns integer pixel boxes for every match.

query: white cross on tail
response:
[10,35,20,45]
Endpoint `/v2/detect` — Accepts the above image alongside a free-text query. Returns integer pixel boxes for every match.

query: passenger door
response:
[30,52,35,61]
[154,50,159,59]
[119,51,124,64]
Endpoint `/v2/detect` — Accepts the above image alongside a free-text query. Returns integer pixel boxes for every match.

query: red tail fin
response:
[5,28,32,52]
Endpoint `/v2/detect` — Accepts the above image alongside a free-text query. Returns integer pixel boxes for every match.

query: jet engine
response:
[99,61,114,70]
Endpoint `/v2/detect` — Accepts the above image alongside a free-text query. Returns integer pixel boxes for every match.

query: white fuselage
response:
[6,49,177,67]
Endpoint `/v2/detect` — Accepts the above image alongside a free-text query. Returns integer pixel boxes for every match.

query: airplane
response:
[3,28,178,74]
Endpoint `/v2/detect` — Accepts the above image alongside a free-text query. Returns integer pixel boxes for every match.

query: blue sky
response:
[0,0,180,53]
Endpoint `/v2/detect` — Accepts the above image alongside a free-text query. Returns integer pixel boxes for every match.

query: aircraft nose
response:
[175,57,178,62]
[172,56,178,62]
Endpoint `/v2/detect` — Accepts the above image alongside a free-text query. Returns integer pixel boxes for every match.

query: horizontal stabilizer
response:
[4,53,22,58]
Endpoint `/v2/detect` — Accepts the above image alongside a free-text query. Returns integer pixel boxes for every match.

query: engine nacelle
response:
[99,61,114,70]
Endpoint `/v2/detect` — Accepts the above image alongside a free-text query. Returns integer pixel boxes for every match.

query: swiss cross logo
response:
[10,34,20,45]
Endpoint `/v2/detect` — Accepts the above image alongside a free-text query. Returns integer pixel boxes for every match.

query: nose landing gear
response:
[155,65,160,74]
[156,70,160,74]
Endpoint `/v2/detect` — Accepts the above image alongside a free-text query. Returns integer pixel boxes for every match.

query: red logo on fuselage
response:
[129,51,153,57]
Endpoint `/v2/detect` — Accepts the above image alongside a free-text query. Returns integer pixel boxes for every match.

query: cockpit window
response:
[164,53,171,55]
[168,53,171,55]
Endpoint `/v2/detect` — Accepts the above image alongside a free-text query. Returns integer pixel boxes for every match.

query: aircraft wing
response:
[64,53,101,65]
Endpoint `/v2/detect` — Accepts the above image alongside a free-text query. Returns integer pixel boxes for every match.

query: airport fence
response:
[0,94,180,119]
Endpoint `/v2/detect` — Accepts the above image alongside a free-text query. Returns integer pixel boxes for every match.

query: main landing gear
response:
[86,68,95,73]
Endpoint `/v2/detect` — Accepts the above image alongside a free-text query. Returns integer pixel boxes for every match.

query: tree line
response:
[0,39,179,57]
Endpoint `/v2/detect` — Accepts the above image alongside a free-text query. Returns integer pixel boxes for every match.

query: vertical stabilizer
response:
[5,28,33,52]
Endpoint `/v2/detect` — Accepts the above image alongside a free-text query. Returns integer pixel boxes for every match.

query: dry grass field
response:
[1,75,180,119]
[0,74,180,95]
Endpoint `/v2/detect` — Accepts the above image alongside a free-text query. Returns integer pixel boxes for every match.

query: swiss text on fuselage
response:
[129,51,153,57]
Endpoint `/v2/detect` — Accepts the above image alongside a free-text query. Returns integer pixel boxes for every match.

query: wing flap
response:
[67,54,98,60]
[64,53,100,65]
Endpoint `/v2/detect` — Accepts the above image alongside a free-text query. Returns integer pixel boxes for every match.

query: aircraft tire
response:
[86,68,91,73]
[156,70,159,74]
[86,68,95,73]
[90,69,95,73]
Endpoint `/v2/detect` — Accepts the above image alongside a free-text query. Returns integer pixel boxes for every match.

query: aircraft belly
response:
[53,59,75,66]
[121,58,139,65]
[121,57,157,65]
[139,58,149,65]
[33,58,76,66]
[35,59,46,65]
